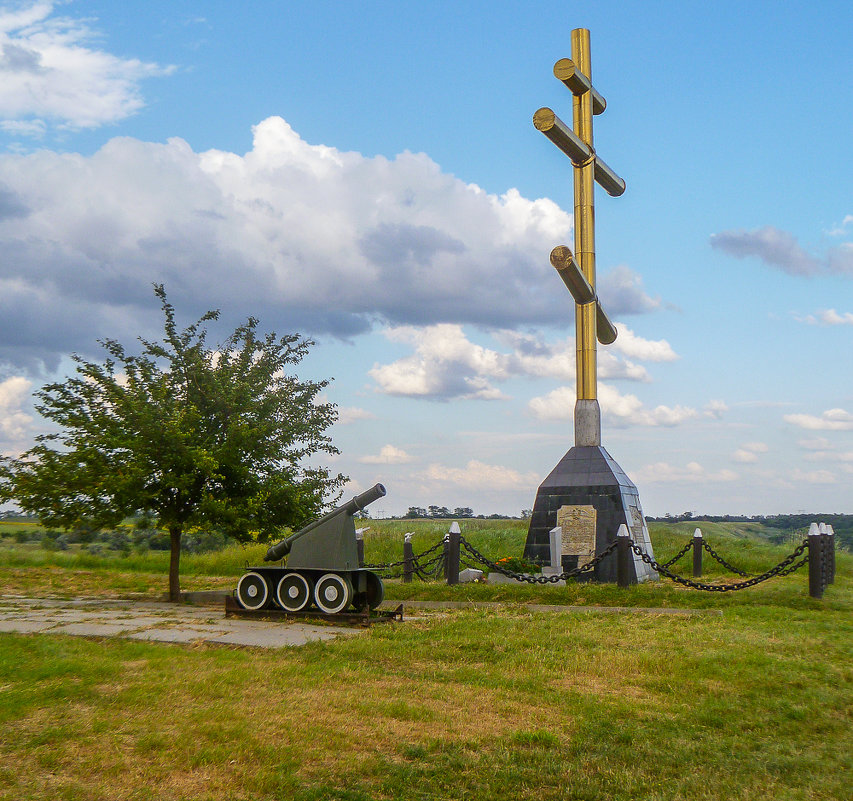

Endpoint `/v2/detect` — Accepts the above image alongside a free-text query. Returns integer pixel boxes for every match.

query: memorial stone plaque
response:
[557,504,597,558]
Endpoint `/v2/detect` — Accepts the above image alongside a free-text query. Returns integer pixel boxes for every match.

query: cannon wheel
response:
[352,571,384,611]
[314,573,352,614]
[236,571,269,610]
[276,572,312,612]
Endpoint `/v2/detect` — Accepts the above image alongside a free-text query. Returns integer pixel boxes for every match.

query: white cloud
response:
[732,443,767,463]
[790,468,837,485]
[528,382,700,427]
[358,445,413,465]
[704,400,728,419]
[784,408,853,431]
[369,324,510,400]
[797,309,853,326]
[419,459,539,491]
[632,461,739,484]
[597,265,661,315]
[826,215,853,236]
[609,324,677,362]
[335,406,376,425]
[0,374,33,448]
[802,449,853,464]
[0,2,173,133]
[369,324,676,400]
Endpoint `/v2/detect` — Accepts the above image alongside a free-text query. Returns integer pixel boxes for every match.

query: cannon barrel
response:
[264,483,386,562]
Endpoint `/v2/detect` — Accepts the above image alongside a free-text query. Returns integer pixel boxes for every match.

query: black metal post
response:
[828,525,835,584]
[692,528,703,578]
[617,525,632,587]
[447,523,461,586]
[808,524,824,599]
[442,535,450,580]
[403,535,414,584]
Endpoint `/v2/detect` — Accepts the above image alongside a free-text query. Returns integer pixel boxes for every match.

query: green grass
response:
[0,572,850,800]
[0,523,850,799]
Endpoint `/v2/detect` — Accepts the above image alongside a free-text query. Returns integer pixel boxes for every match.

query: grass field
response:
[0,520,850,800]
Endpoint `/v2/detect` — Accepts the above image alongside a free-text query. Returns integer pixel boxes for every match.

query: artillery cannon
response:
[236,483,386,614]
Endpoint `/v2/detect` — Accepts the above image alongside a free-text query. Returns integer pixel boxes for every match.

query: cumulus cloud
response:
[597,265,661,315]
[0,116,612,370]
[528,383,699,428]
[795,309,853,326]
[710,225,853,277]
[631,461,739,484]
[358,444,412,464]
[368,324,675,400]
[418,459,539,491]
[0,374,33,450]
[733,442,768,463]
[790,468,837,485]
[608,324,677,362]
[704,399,728,419]
[802,449,853,464]
[784,408,853,431]
[335,406,376,425]
[826,215,853,237]
[0,2,173,133]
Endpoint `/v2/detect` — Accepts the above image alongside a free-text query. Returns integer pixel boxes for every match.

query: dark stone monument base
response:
[524,445,657,583]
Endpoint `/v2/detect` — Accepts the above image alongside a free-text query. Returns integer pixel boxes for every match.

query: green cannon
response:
[236,484,386,614]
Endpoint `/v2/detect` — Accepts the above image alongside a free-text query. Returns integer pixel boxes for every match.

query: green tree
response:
[0,286,345,600]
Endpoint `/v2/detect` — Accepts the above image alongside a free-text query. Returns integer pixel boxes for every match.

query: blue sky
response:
[0,0,850,517]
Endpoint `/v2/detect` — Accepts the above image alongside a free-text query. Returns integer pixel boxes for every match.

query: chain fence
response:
[363,539,446,581]
[459,536,619,584]
[363,529,826,595]
[630,539,809,592]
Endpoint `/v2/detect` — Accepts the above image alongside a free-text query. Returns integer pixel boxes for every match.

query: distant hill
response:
[646,513,852,550]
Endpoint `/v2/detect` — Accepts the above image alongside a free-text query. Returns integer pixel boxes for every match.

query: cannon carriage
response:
[235,483,386,614]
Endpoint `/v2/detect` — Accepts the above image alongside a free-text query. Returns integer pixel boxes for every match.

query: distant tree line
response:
[401,506,522,520]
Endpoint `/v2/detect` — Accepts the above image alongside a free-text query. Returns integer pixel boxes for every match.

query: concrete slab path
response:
[0,595,364,649]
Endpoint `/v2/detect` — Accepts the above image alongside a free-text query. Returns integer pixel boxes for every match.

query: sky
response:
[0,0,850,518]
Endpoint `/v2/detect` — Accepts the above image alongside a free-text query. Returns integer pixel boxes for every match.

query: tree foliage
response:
[0,286,345,599]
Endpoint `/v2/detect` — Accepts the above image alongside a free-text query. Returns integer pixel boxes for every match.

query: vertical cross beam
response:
[572,30,597,406]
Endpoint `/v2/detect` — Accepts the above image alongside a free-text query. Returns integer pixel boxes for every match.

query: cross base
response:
[523,445,657,583]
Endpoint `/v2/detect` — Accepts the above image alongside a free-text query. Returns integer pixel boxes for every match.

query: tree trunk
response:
[168,525,182,602]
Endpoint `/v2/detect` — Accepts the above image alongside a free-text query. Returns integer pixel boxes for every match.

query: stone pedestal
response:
[524,445,657,583]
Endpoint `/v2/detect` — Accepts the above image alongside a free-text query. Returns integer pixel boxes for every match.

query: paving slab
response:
[51,622,142,637]
[127,628,225,644]
[0,619,58,633]
[205,624,359,648]
[0,594,371,649]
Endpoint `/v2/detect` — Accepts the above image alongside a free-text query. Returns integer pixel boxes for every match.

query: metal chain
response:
[701,540,750,577]
[630,539,809,592]
[778,555,808,577]
[459,536,619,584]
[660,540,693,569]
[363,539,446,571]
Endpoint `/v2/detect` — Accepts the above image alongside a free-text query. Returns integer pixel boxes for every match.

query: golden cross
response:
[533,28,625,446]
